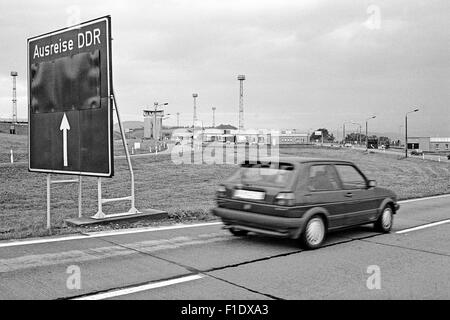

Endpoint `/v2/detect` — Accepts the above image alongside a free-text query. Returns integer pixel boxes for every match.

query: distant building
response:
[171,128,192,143]
[143,110,164,140]
[407,137,450,152]
[278,133,309,145]
[203,129,224,142]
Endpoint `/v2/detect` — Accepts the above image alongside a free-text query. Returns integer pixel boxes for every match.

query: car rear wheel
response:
[301,215,326,250]
[229,227,249,237]
[374,206,394,233]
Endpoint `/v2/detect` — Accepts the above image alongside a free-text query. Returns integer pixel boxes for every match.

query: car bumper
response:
[212,207,305,238]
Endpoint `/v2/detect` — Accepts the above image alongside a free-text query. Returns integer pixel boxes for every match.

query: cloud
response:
[0,0,448,135]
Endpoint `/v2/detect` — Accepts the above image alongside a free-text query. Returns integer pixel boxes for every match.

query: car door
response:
[303,164,349,229]
[333,164,378,226]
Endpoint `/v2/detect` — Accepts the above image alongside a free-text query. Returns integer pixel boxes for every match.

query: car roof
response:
[253,156,355,165]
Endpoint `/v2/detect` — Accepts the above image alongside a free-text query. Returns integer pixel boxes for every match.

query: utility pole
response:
[192,93,198,127]
[343,124,345,144]
[212,107,216,128]
[365,116,376,150]
[405,109,419,158]
[352,122,362,146]
[10,71,18,134]
[237,75,245,131]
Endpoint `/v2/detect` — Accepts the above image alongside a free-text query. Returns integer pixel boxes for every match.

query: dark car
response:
[212,157,400,250]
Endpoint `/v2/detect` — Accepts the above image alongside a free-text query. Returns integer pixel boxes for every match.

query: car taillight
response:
[217,185,227,198]
[275,192,295,206]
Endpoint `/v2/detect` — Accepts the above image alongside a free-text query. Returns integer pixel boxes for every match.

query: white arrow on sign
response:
[59,113,71,167]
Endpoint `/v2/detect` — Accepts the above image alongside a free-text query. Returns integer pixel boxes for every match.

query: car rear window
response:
[227,161,296,187]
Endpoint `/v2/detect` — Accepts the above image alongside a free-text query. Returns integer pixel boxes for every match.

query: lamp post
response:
[405,109,419,158]
[212,107,216,128]
[352,122,363,146]
[399,125,404,146]
[365,116,376,150]
[10,71,18,134]
[192,93,198,127]
[342,122,354,145]
[176,112,180,127]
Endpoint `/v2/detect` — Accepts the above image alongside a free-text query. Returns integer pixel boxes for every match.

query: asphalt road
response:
[0,195,449,300]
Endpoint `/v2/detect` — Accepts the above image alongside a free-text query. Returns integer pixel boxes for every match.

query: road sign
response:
[315,131,322,136]
[28,16,113,177]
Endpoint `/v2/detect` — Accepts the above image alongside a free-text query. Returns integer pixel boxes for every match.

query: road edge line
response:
[71,274,203,300]
[396,219,450,234]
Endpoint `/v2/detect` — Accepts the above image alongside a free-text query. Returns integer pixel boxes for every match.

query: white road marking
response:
[84,222,222,237]
[396,220,450,234]
[72,274,204,300]
[0,235,91,248]
[0,222,222,248]
[398,194,450,204]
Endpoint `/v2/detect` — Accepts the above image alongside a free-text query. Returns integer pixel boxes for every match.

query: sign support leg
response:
[112,93,138,214]
[78,176,82,218]
[47,174,51,230]
[93,178,106,219]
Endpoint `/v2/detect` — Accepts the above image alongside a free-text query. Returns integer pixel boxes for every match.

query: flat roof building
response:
[407,137,450,153]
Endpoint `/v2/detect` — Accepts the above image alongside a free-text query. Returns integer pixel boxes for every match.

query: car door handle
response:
[345,192,353,197]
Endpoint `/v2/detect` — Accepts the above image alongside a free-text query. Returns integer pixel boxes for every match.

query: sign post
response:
[28,16,146,229]
[28,16,113,176]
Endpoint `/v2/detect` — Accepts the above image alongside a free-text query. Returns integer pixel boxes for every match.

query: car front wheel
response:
[301,215,326,250]
[374,206,394,233]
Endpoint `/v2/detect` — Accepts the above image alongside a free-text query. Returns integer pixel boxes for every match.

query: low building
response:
[203,128,224,142]
[407,137,450,153]
[429,137,450,152]
[272,132,309,145]
[171,128,192,143]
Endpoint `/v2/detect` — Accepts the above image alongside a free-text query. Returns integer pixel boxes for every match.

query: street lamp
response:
[342,121,355,144]
[10,71,18,134]
[365,116,376,150]
[405,108,419,158]
[192,93,198,127]
[212,107,216,128]
[351,122,363,146]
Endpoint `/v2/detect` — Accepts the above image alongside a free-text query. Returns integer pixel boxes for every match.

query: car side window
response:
[307,165,339,191]
[334,165,367,190]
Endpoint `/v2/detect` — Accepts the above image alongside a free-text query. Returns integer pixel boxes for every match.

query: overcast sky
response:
[0,0,449,137]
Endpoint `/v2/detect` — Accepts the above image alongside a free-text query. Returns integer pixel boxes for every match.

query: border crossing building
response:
[407,137,450,153]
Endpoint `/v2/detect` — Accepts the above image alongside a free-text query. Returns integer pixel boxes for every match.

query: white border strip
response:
[398,194,450,204]
[0,234,90,248]
[0,222,222,248]
[396,220,450,234]
[72,274,203,300]
[84,222,222,237]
